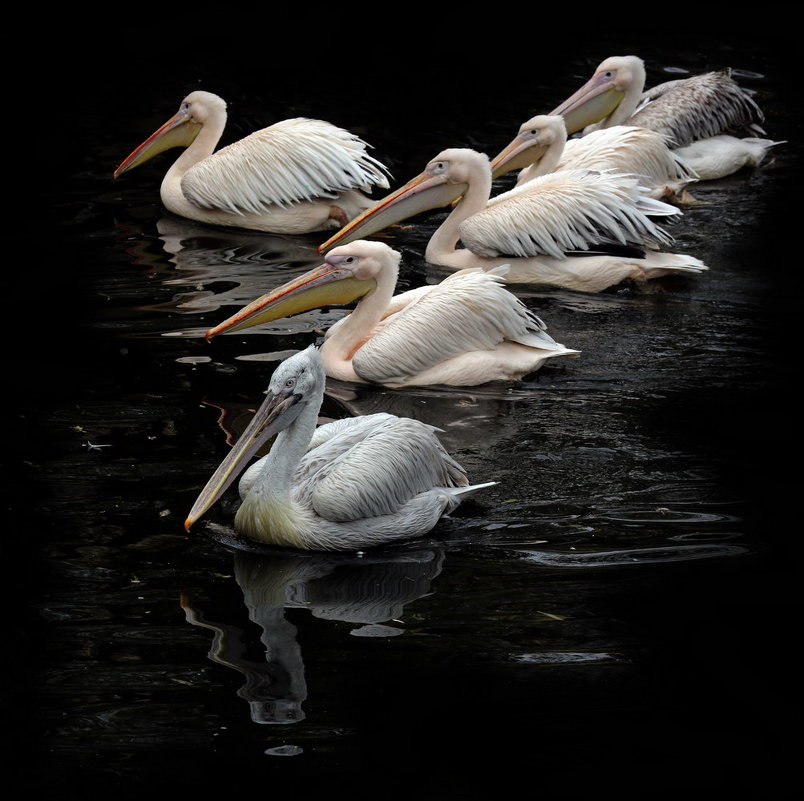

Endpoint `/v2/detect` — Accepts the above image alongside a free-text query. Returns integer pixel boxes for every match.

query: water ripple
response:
[513,543,751,568]
[510,651,626,665]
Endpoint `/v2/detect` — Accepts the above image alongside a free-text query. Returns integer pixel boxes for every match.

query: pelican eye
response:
[285,378,296,389]
[343,256,356,265]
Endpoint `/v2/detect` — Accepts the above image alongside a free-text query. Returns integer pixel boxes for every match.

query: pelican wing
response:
[557,126,697,183]
[293,414,468,522]
[306,413,397,451]
[323,284,434,342]
[181,118,390,214]
[468,169,676,260]
[351,268,561,385]
[631,69,766,148]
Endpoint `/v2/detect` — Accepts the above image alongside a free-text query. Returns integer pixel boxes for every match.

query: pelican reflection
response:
[181,541,445,724]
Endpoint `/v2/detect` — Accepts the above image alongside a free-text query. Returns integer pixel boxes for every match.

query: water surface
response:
[11,24,799,800]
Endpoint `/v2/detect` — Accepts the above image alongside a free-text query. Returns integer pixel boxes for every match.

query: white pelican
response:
[550,56,782,180]
[204,239,579,387]
[319,149,707,292]
[184,346,496,551]
[113,91,391,234]
[490,114,698,204]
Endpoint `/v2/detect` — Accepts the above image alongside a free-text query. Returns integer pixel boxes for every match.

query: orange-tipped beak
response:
[318,168,464,254]
[114,105,201,178]
[204,260,377,340]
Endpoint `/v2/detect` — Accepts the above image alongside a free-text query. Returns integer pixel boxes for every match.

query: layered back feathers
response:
[182,118,391,213]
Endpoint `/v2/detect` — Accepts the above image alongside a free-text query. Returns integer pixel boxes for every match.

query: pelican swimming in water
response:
[205,239,578,387]
[550,56,783,180]
[113,91,391,234]
[490,114,698,204]
[319,148,707,292]
[184,346,495,551]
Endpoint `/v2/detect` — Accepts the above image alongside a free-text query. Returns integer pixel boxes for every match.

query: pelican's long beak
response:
[549,72,625,135]
[490,136,550,179]
[318,169,466,253]
[184,387,304,531]
[205,259,377,340]
[113,106,202,178]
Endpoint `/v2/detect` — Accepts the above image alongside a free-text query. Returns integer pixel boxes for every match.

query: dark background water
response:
[9,12,800,800]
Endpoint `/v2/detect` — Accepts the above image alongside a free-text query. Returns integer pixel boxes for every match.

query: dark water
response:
[10,20,800,800]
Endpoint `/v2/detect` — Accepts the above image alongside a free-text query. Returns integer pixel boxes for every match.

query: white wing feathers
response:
[352,268,563,385]
[466,169,677,260]
[182,118,391,214]
[322,285,433,343]
[293,414,468,522]
[558,126,697,184]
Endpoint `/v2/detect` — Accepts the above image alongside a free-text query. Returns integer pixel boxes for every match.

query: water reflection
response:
[181,535,444,725]
[195,373,534,453]
[146,215,325,318]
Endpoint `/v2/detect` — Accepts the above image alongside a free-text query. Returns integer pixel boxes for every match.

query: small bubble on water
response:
[176,355,212,364]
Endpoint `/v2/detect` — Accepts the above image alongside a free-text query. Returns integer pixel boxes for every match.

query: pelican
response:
[113,91,391,234]
[205,239,579,387]
[550,56,782,180]
[184,346,496,551]
[319,149,707,292]
[490,114,698,204]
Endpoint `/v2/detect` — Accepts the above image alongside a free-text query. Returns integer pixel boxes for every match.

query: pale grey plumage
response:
[227,347,494,551]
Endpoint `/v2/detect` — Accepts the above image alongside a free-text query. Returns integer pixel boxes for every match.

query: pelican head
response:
[113,90,226,178]
[549,55,646,134]
[184,345,325,531]
[490,114,568,178]
[205,240,400,339]
[318,148,485,252]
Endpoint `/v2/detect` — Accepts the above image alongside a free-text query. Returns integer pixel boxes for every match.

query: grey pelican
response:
[113,91,391,234]
[184,346,495,551]
[204,240,579,387]
[489,114,698,204]
[550,56,782,180]
[318,148,707,292]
